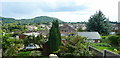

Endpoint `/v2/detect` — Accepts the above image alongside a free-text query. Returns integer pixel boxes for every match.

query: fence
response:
[104,49,120,58]
[89,46,120,58]
[89,46,103,56]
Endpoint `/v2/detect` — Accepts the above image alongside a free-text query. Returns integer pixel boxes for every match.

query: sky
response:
[0,0,120,22]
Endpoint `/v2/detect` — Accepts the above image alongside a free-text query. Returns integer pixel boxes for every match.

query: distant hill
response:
[0,16,64,24]
[0,17,16,23]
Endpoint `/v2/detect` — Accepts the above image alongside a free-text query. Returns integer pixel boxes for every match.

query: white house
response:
[77,32,101,43]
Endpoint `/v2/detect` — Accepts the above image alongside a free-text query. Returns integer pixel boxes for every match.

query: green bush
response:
[100,36,108,43]
[101,36,108,39]
[59,36,95,56]
[107,35,120,46]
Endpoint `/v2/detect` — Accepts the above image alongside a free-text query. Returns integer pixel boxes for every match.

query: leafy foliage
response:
[59,36,94,56]
[23,34,46,48]
[107,35,120,46]
[100,36,110,43]
[3,45,18,56]
[2,33,23,56]
[2,23,27,33]
[86,10,111,35]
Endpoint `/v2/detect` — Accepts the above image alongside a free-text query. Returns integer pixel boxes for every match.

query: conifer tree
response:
[87,10,111,35]
[48,20,61,53]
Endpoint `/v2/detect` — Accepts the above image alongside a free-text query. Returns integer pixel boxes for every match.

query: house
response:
[60,24,77,36]
[27,25,38,31]
[78,24,87,30]
[39,24,46,27]
[19,30,49,39]
[19,32,40,39]
[111,22,120,34]
[36,30,49,37]
[77,32,101,43]
[23,32,40,37]
[19,34,27,39]
[111,23,118,32]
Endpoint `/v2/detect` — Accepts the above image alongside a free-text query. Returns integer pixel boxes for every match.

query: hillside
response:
[0,16,64,24]
[0,17,16,23]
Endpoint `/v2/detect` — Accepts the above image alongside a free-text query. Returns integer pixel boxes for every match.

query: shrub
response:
[59,36,95,56]
[107,35,120,46]
[116,32,120,35]
[100,36,108,43]
[118,37,120,46]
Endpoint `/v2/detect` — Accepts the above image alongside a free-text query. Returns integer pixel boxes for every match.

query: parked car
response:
[26,43,36,49]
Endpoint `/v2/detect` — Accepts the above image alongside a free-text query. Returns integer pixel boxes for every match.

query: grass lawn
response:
[90,43,120,54]
[16,51,31,56]
[94,46,116,51]
[94,46,120,54]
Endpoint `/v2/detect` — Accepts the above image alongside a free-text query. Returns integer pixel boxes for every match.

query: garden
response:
[90,35,120,55]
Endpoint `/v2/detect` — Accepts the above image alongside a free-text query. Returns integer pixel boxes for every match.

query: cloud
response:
[1,1,88,19]
[1,0,120,22]
[2,2,41,15]
[37,1,88,12]
[41,5,87,12]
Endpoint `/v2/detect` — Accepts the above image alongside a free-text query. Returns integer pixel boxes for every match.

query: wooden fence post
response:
[103,49,106,58]
[88,46,91,51]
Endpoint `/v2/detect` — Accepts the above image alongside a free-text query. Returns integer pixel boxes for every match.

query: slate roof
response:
[77,32,101,39]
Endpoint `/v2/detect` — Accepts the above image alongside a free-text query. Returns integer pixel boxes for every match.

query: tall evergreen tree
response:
[48,20,61,53]
[87,10,111,35]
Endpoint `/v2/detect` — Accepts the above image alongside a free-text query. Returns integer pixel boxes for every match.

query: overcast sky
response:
[0,0,120,22]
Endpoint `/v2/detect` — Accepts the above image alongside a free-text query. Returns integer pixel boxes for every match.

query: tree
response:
[87,10,111,35]
[3,45,18,56]
[48,20,61,53]
[2,33,23,56]
[59,36,94,56]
